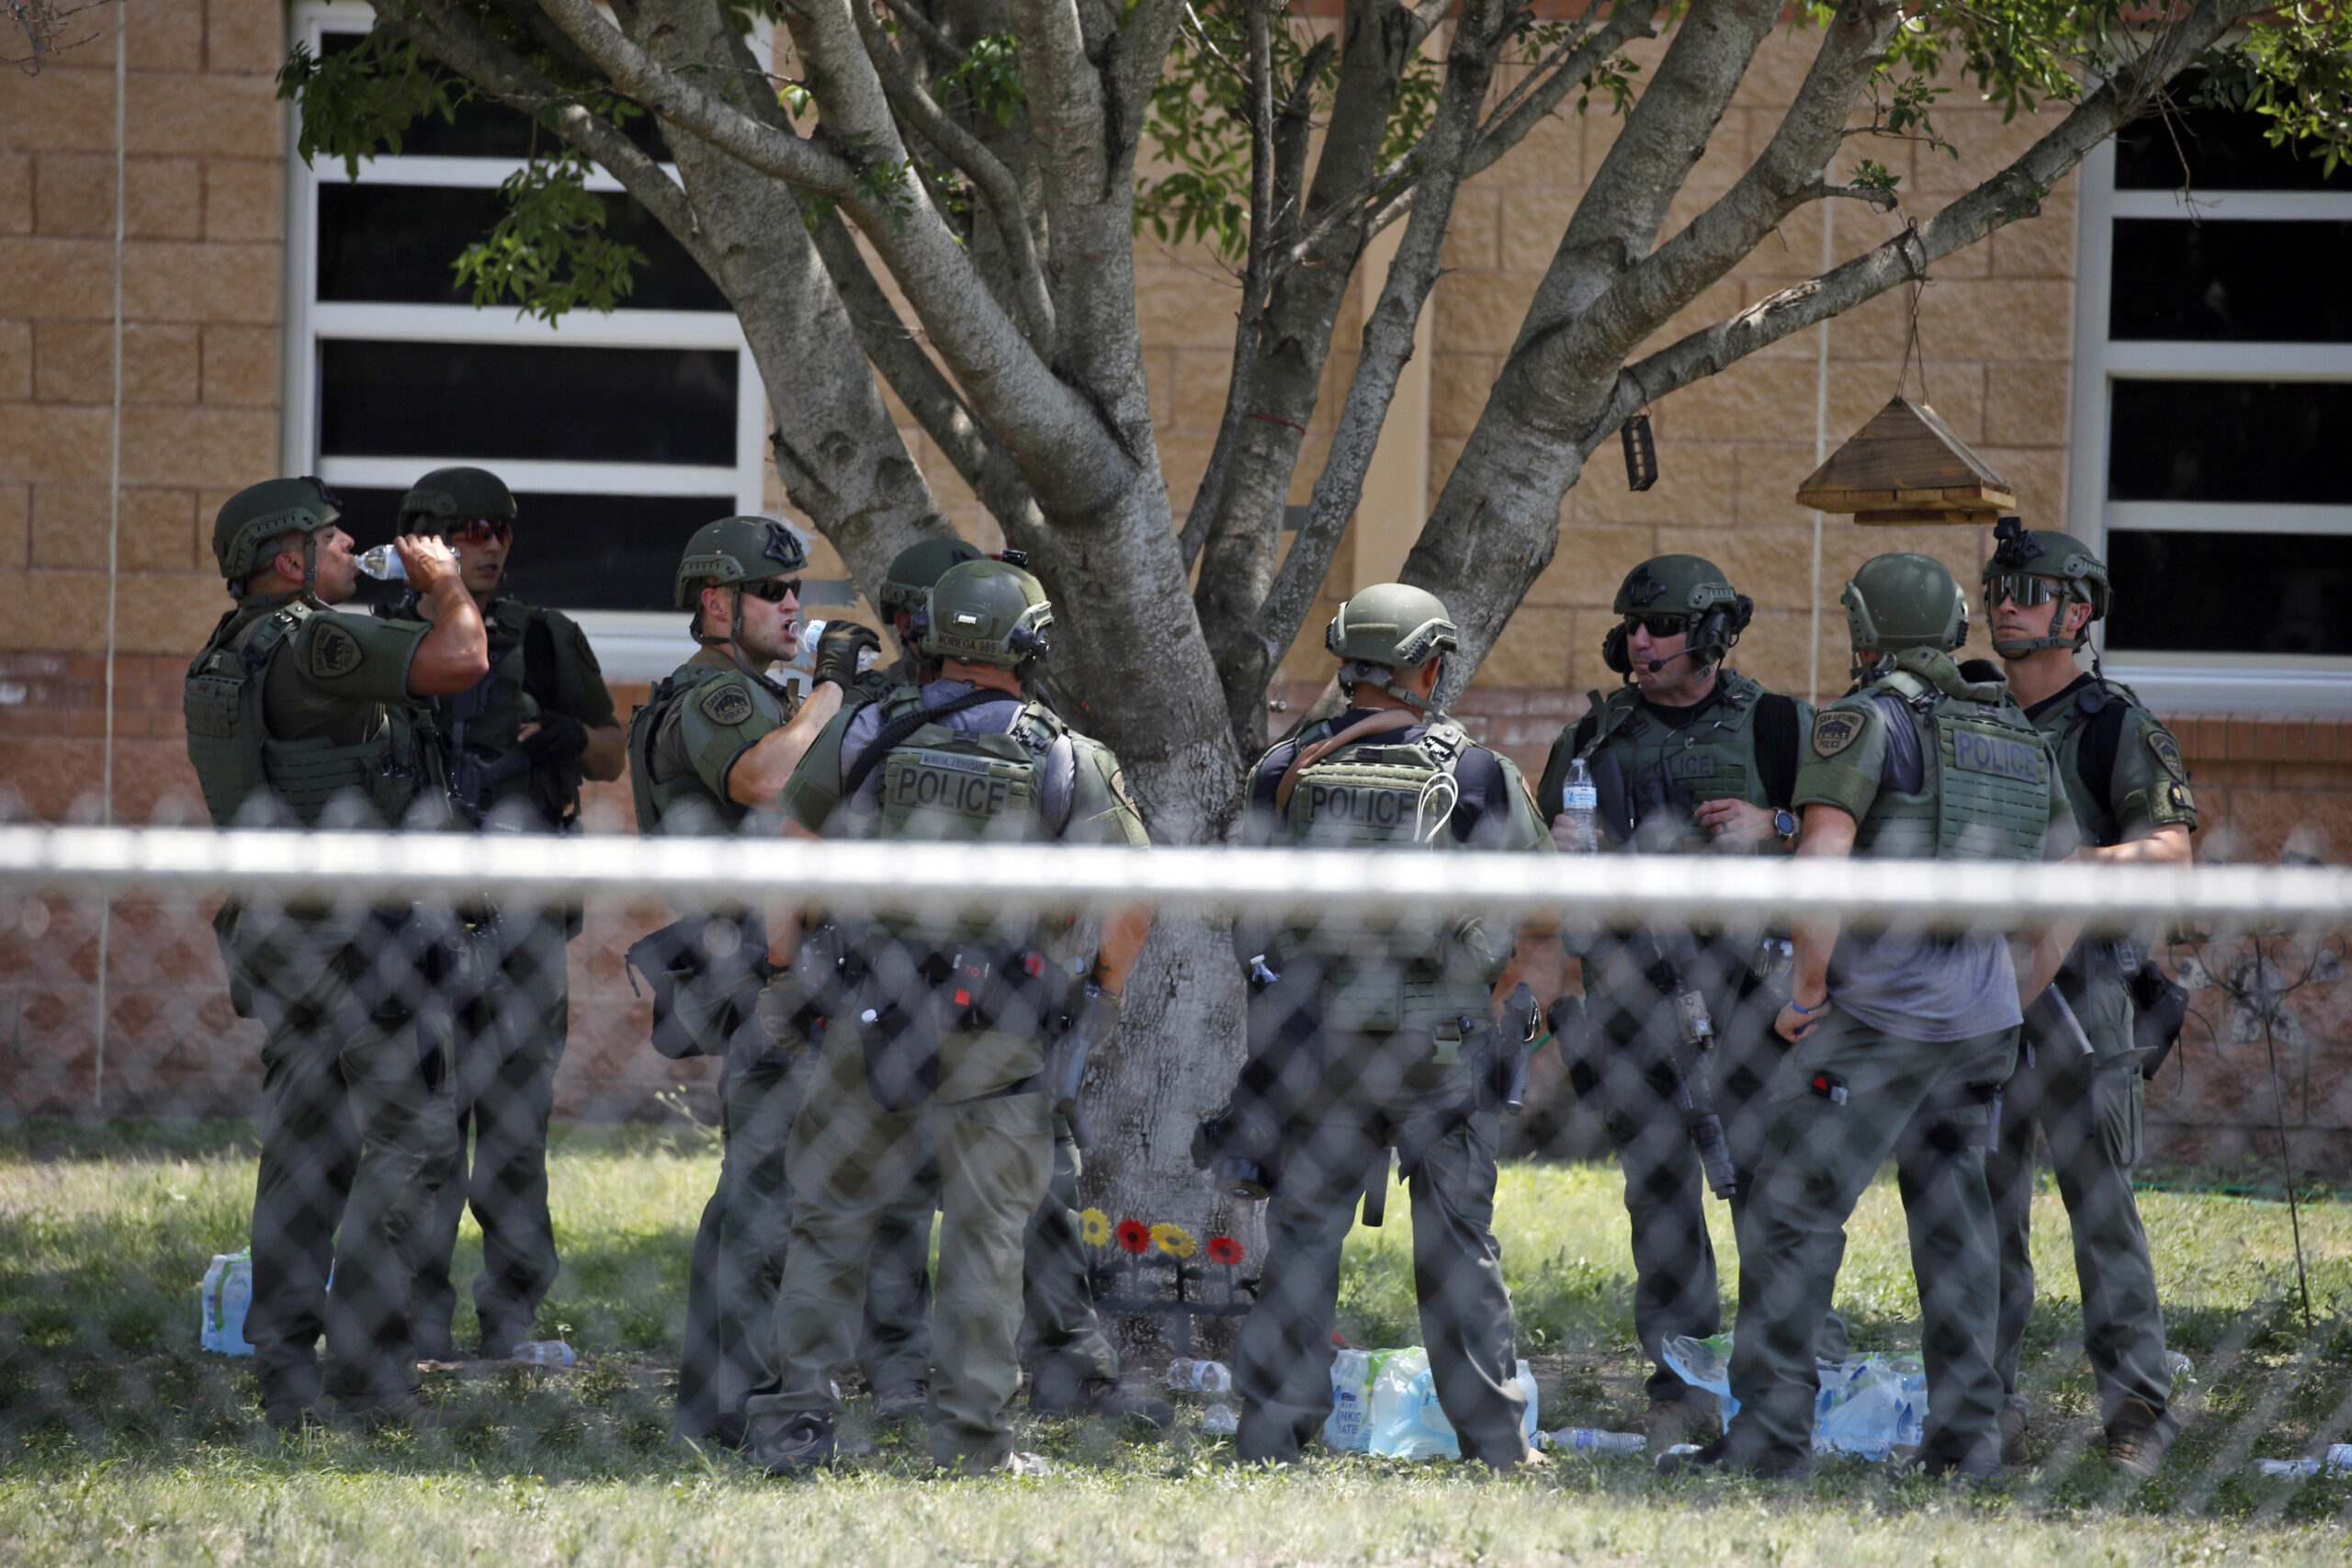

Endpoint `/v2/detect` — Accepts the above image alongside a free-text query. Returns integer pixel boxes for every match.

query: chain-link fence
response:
[3,827,2349,1511]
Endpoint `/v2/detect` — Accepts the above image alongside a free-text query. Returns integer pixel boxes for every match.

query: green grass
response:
[4,1120,2351,1564]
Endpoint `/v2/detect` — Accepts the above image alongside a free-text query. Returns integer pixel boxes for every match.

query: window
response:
[286,4,768,677]
[2067,91,2352,713]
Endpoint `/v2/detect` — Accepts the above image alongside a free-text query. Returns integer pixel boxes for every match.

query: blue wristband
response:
[1789,997,1827,1015]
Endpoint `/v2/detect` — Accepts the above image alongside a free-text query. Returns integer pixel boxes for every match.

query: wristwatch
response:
[1772,808,1798,845]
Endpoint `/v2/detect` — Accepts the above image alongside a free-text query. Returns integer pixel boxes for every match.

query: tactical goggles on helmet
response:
[740,577,801,604]
[1623,613,1690,639]
[1984,571,2061,609]
[445,518,513,547]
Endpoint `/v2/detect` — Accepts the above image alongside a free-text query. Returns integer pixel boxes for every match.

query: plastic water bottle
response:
[1166,1358,1233,1394]
[1538,1427,1645,1454]
[2258,1445,2352,1476]
[356,544,405,581]
[510,1339,576,1368]
[1199,1401,1238,1435]
[1554,757,1599,853]
[198,1251,255,1355]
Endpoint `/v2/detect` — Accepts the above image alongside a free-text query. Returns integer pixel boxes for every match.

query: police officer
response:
[1981,520,2194,1476]
[185,478,488,1427]
[384,468,627,1363]
[1532,556,1831,1449]
[1220,583,1550,1472]
[628,516,917,1449]
[776,537,1166,1428]
[746,557,1152,1473]
[1663,554,2076,1480]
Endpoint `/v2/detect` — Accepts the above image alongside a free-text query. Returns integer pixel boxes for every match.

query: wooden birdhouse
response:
[1794,396,2016,525]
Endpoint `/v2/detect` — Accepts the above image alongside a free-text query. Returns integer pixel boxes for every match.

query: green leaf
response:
[452,154,647,324]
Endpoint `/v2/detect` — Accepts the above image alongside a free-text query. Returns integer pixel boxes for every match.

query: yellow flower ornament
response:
[1080,1207,1112,1247]
[1151,1222,1196,1259]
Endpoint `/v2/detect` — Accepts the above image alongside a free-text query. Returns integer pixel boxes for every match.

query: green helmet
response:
[673,515,808,613]
[1604,555,1754,676]
[398,466,517,532]
[1983,516,2110,656]
[1843,553,1969,657]
[879,536,986,617]
[212,477,340,589]
[1324,582,1458,670]
[919,558,1052,669]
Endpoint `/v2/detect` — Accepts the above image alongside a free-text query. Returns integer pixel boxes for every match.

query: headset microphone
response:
[1644,645,1707,674]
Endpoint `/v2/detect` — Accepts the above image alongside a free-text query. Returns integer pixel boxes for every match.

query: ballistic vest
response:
[867,686,1073,842]
[1279,719,1476,850]
[1847,649,2052,863]
[182,598,427,829]
[1577,674,1772,852]
[628,660,787,836]
[2030,676,2153,850]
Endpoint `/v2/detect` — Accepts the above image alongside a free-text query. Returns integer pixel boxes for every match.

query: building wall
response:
[5,4,2348,1171]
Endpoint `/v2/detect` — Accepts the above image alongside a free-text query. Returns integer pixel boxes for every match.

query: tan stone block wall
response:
[1,0,284,659]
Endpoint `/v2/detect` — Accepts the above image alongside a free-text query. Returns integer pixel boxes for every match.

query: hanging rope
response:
[1894,219,1932,407]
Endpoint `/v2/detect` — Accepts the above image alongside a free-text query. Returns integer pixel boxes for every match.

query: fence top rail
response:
[2,826,2347,936]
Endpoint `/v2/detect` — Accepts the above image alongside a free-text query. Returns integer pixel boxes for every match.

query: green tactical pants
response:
[1018,1114,1120,1382]
[1587,935,1847,1412]
[232,905,458,1411]
[1990,964,2175,1438]
[746,1032,1053,1470]
[1234,1091,1530,1469]
[413,907,570,1359]
[673,1034,937,1445]
[1729,1010,2017,1471]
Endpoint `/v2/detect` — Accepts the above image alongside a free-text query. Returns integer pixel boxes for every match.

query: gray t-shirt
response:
[1821,692,2026,1043]
[838,678,1027,809]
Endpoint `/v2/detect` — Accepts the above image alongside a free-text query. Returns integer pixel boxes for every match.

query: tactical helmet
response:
[397,466,517,532]
[1324,583,1458,670]
[918,558,1052,670]
[1843,553,1969,655]
[673,516,808,613]
[1982,516,2110,656]
[1602,555,1754,676]
[212,477,340,589]
[879,536,986,617]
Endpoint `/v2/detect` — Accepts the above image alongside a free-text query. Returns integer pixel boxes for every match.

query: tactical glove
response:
[811,620,883,690]
[519,711,588,768]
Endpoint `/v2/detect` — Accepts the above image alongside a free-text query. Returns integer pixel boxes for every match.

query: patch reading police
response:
[1951,728,2046,784]
[2147,728,2187,782]
[699,681,754,728]
[309,622,364,680]
[1810,710,1865,759]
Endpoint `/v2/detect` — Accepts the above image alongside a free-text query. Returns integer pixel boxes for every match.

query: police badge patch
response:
[2147,728,2187,781]
[309,622,363,679]
[699,681,754,728]
[1811,710,1865,759]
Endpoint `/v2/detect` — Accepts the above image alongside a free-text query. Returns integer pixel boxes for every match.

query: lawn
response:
[2,1119,2349,1565]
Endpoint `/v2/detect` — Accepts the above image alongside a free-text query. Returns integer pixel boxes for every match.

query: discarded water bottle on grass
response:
[510,1340,576,1368]
[198,1251,254,1355]
[1538,1428,1645,1454]
[2258,1446,2352,1476]
[1166,1358,1233,1394]
[356,544,405,581]
[1554,758,1599,854]
[1199,1402,1238,1435]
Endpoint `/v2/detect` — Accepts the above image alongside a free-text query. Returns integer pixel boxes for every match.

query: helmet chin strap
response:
[301,533,319,602]
[1991,585,2078,660]
[1342,657,1444,716]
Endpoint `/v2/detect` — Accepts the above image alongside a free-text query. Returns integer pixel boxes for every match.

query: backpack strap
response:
[1272,707,1419,814]
[840,685,1008,802]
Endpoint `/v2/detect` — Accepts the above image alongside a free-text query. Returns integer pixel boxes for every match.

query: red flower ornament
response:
[1115,1218,1152,1256]
[1206,1235,1244,1267]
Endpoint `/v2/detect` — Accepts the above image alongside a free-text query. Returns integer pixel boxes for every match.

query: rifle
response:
[1487,981,1539,1115]
[1639,933,1739,1201]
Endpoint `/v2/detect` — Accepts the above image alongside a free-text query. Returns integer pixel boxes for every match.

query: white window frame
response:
[2068,137,2352,715]
[280,2,768,680]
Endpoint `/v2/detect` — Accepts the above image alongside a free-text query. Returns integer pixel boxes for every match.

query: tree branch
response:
[849,0,1057,351]
[1464,0,1660,180]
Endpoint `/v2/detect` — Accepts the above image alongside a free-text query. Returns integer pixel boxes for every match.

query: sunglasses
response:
[447,518,513,547]
[741,577,802,604]
[1984,571,2059,608]
[1623,614,1690,638]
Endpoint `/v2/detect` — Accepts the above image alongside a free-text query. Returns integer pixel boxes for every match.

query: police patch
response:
[2148,728,2186,781]
[1811,710,1865,759]
[699,681,754,728]
[309,622,363,679]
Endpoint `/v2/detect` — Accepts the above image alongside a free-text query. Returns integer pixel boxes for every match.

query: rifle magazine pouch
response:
[860,996,942,1111]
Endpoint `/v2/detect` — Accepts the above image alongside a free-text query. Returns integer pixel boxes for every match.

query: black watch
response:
[1772,808,1798,843]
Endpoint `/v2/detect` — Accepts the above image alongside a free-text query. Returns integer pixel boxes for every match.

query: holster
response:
[2129,964,2190,1080]
[623,912,773,1061]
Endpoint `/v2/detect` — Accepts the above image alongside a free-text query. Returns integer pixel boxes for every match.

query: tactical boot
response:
[474,1321,534,1361]
[1997,1404,2030,1468]
[875,1381,930,1423]
[1027,1363,1174,1430]
[263,1398,324,1432]
[1654,1434,1809,1481]
[751,1413,841,1474]
[333,1388,455,1433]
[1643,1398,1715,1450]
[2106,1400,2168,1480]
